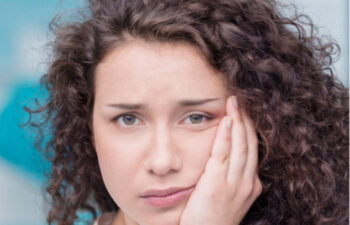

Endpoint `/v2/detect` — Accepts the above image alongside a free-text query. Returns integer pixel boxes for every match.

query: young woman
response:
[27,0,349,224]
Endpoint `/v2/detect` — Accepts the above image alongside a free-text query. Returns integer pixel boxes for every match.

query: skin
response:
[92,40,261,225]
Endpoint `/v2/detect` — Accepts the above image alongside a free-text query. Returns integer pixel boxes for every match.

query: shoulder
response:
[93,212,117,225]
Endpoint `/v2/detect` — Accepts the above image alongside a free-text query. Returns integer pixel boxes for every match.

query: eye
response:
[183,113,213,125]
[112,113,142,127]
[112,113,213,128]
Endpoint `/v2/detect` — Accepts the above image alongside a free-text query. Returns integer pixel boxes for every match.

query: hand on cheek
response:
[179,96,262,225]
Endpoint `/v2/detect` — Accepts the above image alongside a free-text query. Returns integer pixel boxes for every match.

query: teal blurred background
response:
[0,0,348,224]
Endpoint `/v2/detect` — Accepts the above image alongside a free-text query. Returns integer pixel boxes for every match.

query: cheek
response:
[175,126,218,171]
[93,124,146,202]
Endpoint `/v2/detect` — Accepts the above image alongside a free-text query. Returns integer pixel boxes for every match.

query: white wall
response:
[287,0,349,86]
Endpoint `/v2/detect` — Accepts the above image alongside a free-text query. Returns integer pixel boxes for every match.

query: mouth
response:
[140,185,195,207]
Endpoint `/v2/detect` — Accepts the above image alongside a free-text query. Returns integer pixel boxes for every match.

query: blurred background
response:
[0,0,348,224]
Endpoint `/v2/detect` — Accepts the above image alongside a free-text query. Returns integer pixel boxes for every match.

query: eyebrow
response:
[106,98,221,110]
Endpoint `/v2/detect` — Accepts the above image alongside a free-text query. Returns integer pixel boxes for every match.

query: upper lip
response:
[140,185,195,198]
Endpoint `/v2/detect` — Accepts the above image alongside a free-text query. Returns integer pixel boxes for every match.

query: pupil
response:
[123,115,135,125]
[190,115,202,123]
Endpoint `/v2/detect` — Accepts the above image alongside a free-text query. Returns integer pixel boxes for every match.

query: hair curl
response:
[26,0,349,224]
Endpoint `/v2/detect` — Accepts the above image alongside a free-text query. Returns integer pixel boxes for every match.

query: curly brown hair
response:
[26,0,349,224]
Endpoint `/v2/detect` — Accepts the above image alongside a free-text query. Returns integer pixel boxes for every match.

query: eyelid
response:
[111,112,214,127]
[111,112,144,127]
[181,112,213,125]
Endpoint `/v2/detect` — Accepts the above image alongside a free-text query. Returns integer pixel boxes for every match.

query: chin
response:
[139,215,181,225]
[134,201,186,225]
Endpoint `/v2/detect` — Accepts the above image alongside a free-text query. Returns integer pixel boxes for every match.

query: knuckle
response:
[239,178,262,200]
[235,120,244,129]
[208,185,227,202]
[236,142,248,155]
[255,179,263,196]
[211,149,229,163]
[214,153,228,164]
[225,132,231,142]
[241,180,255,197]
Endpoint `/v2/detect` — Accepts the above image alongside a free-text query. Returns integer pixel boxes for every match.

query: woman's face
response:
[92,40,230,225]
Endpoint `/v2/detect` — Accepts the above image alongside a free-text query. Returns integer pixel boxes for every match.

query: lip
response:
[140,185,195,207]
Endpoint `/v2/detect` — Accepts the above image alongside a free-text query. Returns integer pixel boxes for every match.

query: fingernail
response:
[231,96,238,108]
[225,116,232,129]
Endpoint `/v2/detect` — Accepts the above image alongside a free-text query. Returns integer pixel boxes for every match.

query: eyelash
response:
[111,113,214,127]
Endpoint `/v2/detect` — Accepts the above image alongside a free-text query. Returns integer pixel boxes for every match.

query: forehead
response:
[96,40,217,79]
[94,40,229,103]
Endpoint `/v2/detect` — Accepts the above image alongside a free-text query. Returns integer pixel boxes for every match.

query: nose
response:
[144,124,182,176]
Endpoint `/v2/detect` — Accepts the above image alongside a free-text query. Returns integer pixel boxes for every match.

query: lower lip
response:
[142,186,194,207]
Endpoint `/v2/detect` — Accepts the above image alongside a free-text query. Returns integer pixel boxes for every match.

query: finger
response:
[204,116,232,179]
[241,175,263,211]
[241,110,259,179]
[255,174,263,196]
[226,96,248,183]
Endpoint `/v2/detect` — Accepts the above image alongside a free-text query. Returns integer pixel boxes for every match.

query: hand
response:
[179,96,262,225]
